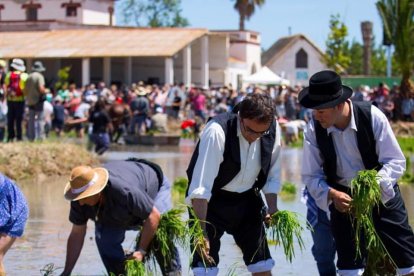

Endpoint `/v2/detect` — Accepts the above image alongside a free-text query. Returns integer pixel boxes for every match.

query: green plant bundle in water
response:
[350,169,396,274]
[124,260,146,276]
[173,177,188,194]
[187,207,215,267]
[280,181,297,200]
[150,208,187,265]
[268,210,306,262]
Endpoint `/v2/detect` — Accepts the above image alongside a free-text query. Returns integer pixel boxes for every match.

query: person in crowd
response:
[43,93,54,138]
[150,107,168,133]
[60,159,181,276]
[129,87,149,135]
[0,173,29,276]
[4,58,28,142]
[25,61,47,141]
[88,99,112,155]
[300,70,414,276]
[52,95,66,137]
[0,60,6,94]
[186,93,282,276]
[0,91,7,142]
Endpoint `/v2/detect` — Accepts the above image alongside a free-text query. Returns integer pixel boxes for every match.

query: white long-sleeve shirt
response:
[302,103,406,213]
[186,118,282,206]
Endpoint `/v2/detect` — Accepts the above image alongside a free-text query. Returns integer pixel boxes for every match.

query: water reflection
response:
[5,141,414,275]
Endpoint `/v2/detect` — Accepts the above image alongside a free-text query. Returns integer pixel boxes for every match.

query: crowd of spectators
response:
[0,58,413,154]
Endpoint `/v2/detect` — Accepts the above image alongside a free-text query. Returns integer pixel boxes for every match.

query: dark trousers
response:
[310,208,336,276]
[190,189,271,268]
[95,223,181,276]
[7,101,24,141]
[330,185,414,270]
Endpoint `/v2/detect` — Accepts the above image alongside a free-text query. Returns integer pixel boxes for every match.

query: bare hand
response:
[330,189,352,213]
[195,236,215,266]
[129,250,145,262]
[264,207,278,228]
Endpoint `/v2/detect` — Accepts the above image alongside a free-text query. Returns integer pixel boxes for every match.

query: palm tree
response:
[376,0,414,98]
[233,0,265,31]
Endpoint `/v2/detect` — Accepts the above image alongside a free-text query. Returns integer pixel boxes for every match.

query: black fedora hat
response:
[298,70,353,109]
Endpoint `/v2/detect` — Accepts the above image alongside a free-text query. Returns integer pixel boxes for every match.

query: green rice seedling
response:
[40,263,61,276]
[397,136,414,153]
[350,169,396,274]
[267,210,306,262]
[187,207,216,267]
[173,177,188,194]
[149,208,187,265]
[124,260,146,276]
[280,181,297,200]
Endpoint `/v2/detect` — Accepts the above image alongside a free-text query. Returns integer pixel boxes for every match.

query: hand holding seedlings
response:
[128,250,145,262]
[329,188,352,213]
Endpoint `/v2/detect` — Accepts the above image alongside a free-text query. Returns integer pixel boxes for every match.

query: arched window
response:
[295,48,308,68]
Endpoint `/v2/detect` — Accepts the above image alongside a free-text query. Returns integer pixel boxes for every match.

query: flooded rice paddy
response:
[5,139,414,275]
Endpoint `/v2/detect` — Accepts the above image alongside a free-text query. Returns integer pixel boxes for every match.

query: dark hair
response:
[238,93,275,124]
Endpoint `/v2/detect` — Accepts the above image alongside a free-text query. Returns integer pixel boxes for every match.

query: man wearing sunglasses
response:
[186,93,282,276]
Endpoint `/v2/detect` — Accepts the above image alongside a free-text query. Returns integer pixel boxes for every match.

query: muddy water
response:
[4,140,414,275]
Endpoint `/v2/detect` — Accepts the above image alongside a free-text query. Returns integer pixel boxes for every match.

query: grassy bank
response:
[0,141,98,181]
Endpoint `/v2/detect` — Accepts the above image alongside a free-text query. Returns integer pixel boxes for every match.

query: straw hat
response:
[135,86,147,96]
[64,166,109,201]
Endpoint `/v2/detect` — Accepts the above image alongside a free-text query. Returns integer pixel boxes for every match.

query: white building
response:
[262,34,327,86]
[0,0,261,89]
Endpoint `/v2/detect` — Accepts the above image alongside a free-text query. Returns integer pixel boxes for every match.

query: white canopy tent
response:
[243,66,290,86]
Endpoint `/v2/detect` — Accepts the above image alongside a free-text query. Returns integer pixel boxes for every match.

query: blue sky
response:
[116,0,384,52]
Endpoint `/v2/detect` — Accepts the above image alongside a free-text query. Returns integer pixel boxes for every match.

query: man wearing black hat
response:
[25,61,47,141]
[300,70,414,275]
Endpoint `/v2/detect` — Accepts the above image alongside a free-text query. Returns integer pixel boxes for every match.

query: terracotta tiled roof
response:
[261,34,324,66]
[0,27,208,58]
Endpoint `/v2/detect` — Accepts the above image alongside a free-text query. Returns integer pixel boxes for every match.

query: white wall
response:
[0,0,114,26]
[267,39,327,86]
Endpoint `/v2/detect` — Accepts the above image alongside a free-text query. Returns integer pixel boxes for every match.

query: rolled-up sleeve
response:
[185,121,225,206]
[301,120,331,212]
[372,106,406,203]
[262,123,282,194]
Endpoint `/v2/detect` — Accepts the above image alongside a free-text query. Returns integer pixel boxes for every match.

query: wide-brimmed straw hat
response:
[10,58,26,72]
[64,166,109,201]
[135,86,147,96]
[298,70,353,110]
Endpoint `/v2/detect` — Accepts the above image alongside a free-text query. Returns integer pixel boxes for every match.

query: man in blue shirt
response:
[60,159,181,276]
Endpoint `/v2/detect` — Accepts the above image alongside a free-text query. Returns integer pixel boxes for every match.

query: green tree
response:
[119,0,189,27]
[376,0,414,97]
[324,14,351,73]
[233,0,265,31]
[371,42,388,76]
[346,40,363,75]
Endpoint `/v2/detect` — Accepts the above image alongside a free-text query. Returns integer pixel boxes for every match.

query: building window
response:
[295,48,308,68]
[26,7,38,21]
[62,1,81,17]
[0,5,4,21]
[22,1,41,21]
[66,6,77,17]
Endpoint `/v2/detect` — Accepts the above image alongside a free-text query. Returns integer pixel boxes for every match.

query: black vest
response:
[315,101,382,186]
[186,111,276,195]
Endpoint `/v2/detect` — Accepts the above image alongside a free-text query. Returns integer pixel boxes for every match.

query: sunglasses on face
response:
[240,118,271,137]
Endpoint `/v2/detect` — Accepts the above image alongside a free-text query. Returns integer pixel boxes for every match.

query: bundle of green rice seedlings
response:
[148,208,187,267]
[350,169,396,274]
[268,210,306,262]
[124,260,146,276]
[187,207,216,266]
[279,181,297,201]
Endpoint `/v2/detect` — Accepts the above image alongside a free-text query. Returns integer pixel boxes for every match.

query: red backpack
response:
[7,72,23,97]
